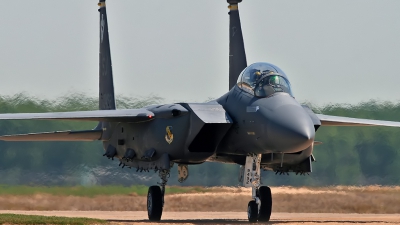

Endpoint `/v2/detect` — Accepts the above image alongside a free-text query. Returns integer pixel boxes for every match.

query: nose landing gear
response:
[244,154,272,223]
[147,169,170,221]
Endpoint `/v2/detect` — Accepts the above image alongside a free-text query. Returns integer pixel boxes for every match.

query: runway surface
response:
[1,211,400,224]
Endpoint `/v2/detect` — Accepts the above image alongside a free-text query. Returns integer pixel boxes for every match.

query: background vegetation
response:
[0,214,105,225]
[0,94,399,186]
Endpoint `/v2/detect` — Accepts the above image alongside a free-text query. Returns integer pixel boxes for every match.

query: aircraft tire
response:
[258,186,272,222]
[147,186,163,221]
[247,200,258,223]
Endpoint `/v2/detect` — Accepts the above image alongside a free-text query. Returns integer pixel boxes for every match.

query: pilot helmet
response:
[249,69,262,83]
[269,76,280,85]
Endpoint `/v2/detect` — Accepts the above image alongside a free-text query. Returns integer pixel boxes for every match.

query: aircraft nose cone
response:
[267,104,315,153]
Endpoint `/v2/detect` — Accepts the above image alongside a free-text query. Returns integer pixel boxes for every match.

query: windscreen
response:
[254,75,293,97]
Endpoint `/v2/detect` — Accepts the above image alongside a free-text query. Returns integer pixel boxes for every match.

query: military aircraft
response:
[1,0,400,222]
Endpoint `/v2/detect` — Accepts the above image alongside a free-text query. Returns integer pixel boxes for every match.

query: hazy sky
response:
[1,0,400,106]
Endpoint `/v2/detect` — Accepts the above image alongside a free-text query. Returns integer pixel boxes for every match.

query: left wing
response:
[317,114,400,127]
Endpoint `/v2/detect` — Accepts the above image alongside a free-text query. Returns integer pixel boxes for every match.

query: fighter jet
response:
[0,0,399,222]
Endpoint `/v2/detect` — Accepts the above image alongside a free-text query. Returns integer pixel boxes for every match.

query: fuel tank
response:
[208,143,314,173]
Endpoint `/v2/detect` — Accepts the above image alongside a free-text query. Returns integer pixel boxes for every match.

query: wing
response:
[316,114,400,127]
[0,109,155,141]
[0,109,154,123]
[0,130,102,141]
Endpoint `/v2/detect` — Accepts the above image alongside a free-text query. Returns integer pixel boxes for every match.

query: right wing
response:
[0,108,155,141]
[0,130,102,141]
[0,109,154,123]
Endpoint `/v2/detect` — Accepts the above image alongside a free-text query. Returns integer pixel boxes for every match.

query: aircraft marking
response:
[246,169,251,185]
[232,27,237,37]
[165,126,173,144]
[228,4,238,11]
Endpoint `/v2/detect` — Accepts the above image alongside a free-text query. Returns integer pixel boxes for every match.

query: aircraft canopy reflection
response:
[236,62,294,97]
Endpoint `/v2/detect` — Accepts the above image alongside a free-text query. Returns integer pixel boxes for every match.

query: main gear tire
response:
[147,186,163,221]
[258,186,272,222]
[247,200,258,223]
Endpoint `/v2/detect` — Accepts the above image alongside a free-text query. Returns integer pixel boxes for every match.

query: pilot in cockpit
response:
[245,69,261,87]
[254,70,281,97]
[237,62,294,97]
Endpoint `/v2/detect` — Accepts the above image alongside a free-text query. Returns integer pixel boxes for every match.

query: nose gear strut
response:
[244,154,272,222]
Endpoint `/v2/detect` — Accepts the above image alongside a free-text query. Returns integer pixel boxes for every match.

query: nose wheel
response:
[247,200,258,222]
[244,154,272,223]
[258,186,272,222]
[247,186,272,223]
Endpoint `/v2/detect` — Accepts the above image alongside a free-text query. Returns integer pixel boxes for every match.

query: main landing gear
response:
[244,154,272,223]
[147,169,170,221]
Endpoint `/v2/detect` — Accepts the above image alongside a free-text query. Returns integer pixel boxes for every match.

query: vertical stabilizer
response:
[228,0,247,90]
[98,0,116,110]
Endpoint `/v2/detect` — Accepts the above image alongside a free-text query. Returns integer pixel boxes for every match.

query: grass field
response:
[0,185,212,197]
[0,214,105,225]
[0,186,398,213]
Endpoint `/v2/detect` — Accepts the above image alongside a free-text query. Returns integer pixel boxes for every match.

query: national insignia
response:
[165,126,173,144]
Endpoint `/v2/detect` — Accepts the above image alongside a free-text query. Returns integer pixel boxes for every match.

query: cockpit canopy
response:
[237,62,294,98]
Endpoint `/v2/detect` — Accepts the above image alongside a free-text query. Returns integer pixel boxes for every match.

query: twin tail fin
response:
[98,0,116,110]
